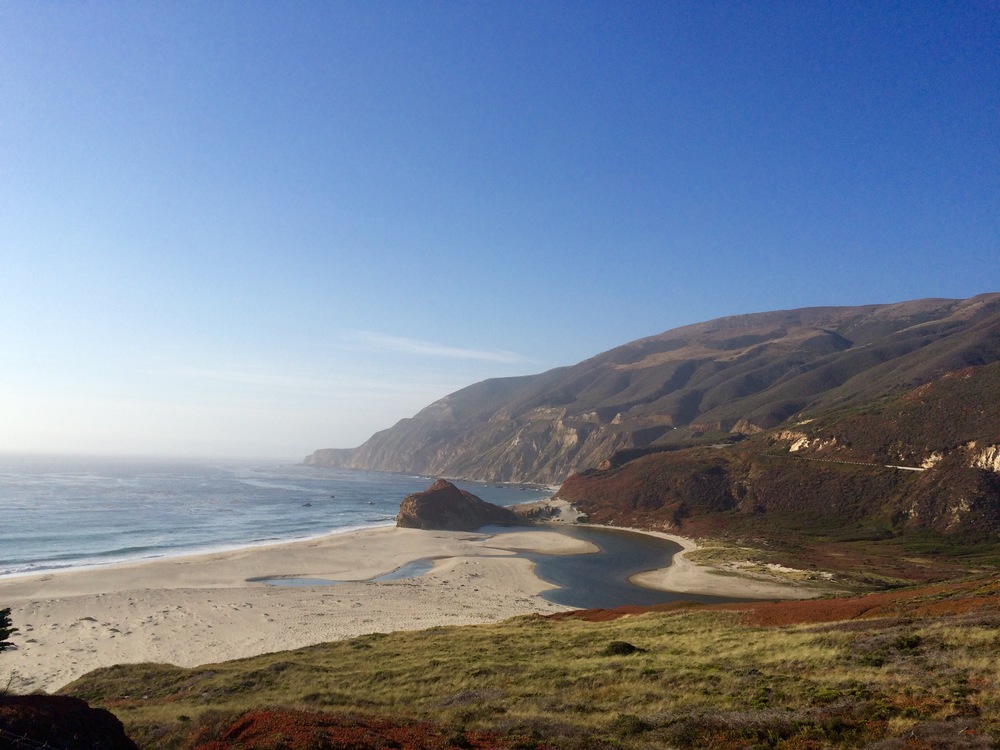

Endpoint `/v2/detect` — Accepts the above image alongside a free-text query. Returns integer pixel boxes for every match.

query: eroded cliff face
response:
[309,412,661,484]
[973,445,1000,474]
[305,294,1000,484]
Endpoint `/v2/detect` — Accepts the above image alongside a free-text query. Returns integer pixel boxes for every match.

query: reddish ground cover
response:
[188,709,555,750]
[546,576,1000,627]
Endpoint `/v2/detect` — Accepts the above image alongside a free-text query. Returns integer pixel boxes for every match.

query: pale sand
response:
[0,526,595,693]
[629,530,831,600]
[0,519,821,694]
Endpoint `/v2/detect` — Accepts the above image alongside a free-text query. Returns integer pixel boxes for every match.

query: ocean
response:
[0,455,553,578]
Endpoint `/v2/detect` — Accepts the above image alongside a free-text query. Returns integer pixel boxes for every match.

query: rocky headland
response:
[305,295,1000,574]
[395,479,519,531]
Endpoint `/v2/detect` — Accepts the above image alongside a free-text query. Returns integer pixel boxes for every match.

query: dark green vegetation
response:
[64,576,1000,749]
[0,607,17,652]
[306,294,1000,484]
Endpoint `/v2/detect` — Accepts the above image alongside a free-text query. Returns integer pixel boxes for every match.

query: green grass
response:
[64,598,1000,749]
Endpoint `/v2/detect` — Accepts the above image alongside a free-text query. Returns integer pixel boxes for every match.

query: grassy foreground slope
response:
[65,576,1000,750]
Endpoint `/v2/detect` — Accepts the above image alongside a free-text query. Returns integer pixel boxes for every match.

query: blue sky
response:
[1,1,997,460]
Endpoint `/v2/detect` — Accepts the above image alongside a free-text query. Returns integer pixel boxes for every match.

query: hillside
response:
[305,294,1000,484]
[558,361,1000,584]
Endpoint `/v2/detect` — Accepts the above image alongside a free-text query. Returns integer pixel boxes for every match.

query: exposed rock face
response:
[973,446,1000,473]
[0,695,138,750]
[396,479,519,531]
[306,294,1000,484]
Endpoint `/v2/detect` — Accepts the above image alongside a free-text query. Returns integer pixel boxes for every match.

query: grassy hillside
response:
[65,576,1000,749]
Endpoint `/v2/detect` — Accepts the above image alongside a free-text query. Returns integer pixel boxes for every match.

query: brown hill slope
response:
[558,361,1000,581]
[306,294,1000,483]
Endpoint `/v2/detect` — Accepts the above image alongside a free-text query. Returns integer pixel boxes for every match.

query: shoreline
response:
[0,512,823,694]
[0,471,556,581]
[533,499,829,601]
[0,520,399,582]
[625,529,827,601]
[0,525,592,693]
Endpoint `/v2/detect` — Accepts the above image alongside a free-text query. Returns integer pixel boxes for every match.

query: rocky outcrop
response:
[396,479,519,531]
[301,448,354,468]
[306,294,1000,484]
[972,446,1000,474]
[0,695,138,750]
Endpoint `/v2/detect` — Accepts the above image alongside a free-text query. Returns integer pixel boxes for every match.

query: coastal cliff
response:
[306,294,1000,484]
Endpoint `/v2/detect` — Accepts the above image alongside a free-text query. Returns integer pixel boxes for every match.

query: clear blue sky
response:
[1,1,997,460]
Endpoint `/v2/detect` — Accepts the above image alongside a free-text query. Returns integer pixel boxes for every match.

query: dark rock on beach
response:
[396,479,518,531]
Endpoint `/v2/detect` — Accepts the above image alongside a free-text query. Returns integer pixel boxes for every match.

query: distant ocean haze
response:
[0,456,551,578]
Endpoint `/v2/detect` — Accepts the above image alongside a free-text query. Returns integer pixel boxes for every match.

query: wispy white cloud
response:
[344,331,526,364]
[172,366,461,397]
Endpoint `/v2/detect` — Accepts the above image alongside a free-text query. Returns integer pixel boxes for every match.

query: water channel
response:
[256,524,751,608]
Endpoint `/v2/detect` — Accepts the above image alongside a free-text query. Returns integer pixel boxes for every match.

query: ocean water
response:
[0,455,552,578]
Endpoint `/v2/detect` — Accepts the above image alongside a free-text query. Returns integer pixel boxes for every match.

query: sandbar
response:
[629,530,832,600]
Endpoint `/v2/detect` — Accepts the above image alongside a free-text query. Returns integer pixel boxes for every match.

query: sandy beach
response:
[0,519,820,694]
[629,530,829,600]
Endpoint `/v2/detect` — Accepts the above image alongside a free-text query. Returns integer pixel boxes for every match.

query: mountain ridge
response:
[306,294,1000,485]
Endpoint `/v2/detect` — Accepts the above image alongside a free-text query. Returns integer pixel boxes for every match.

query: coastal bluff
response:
[396,479,518,531]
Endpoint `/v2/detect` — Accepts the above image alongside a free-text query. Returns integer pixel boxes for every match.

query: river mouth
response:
[251,525,750,608]
[518,525,748,609]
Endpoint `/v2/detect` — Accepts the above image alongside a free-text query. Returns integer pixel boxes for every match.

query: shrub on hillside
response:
[0,608,17,652]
